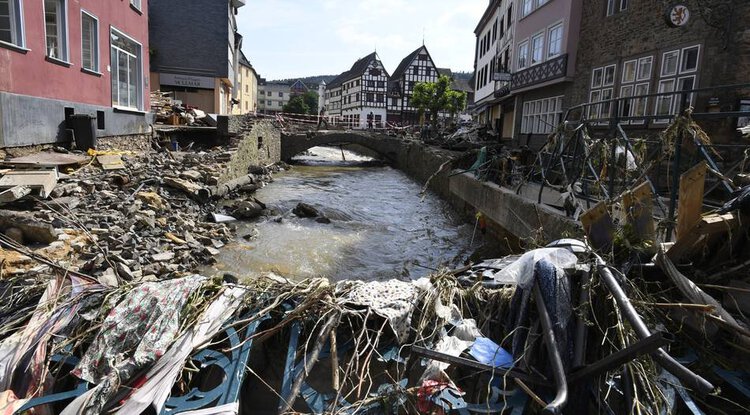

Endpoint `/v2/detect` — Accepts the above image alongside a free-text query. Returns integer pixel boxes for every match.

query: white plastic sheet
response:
[493,248,578,289]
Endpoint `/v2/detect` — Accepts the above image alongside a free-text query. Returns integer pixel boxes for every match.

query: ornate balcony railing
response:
[511,54,568,90]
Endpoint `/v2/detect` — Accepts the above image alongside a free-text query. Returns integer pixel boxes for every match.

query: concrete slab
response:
[4,152,90,167]
[0,169,58,198]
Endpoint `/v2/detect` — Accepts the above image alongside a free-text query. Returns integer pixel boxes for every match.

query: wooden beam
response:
[676,161,707,239]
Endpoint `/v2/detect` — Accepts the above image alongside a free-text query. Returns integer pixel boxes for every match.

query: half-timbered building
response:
[387,46,440,125]
[322,52,390,129]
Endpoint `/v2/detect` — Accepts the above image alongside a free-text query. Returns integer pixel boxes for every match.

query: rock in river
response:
[292,203,319,218]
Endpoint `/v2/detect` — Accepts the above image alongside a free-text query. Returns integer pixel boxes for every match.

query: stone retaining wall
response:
[219,120,281,184]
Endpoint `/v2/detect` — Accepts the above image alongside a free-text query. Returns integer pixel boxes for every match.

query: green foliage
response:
[410,75,468,126]
[283,96,309,114]
[302,91,319,115]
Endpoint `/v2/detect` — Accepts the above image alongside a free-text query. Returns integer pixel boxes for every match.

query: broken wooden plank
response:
[3,152,90,167]
[667,212,739,262]
[622,181,656,243]
[676,162,707,240]
[581,201,614,251]
[0,169,58,198]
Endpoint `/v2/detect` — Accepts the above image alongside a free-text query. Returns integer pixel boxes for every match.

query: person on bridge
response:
[367,112,374,130]
[318,107,329,129]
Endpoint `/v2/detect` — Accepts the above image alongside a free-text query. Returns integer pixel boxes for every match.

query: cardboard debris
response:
[97,154,125,170]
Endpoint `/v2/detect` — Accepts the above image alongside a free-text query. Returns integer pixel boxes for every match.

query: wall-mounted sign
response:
[160,73,215,89]
[665,4,690,27]
[493,72,512,82]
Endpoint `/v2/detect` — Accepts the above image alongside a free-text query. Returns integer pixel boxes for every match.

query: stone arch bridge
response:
[280,131,405,162]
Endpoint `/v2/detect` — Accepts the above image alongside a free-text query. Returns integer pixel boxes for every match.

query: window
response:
[637,56,653,81]
[377,81,385,88]
[0,0,24,47]
[603,65,616,86]
[619,57,650,124]
[130,0,141,11]
[278,92,283,97]
[622,59,636,83]
[661,50,679,77]
[518,41,528,69]
[522,0,532,17]
[521,96,563,134]
[531,33,543,65]
[680,45,699,73]
[367,80,375,87]
[44,0,68,60]
[376,94,384,103]
[267,100,271,105]
[654,45,700,122]
[591,68,603,88]
[606,0,616,16]
[589,64,616,121]
[110,28,143,110]
[81,11,98,72]
[547,24,563,58]
[620,0,628,11]
[366,93,374,102]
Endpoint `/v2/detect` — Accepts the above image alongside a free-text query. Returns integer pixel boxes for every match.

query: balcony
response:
[511,54,568,90]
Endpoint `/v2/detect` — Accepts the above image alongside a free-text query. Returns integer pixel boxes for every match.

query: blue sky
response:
[236,0,487,80]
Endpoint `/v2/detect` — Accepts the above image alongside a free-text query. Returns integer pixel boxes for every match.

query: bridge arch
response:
[280,132,403,162]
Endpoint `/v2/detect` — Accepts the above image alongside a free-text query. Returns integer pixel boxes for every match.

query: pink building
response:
[0,0,151,147]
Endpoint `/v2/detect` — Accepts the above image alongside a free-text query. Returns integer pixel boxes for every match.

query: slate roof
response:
[327,52,379,89]
[391,46,424,81]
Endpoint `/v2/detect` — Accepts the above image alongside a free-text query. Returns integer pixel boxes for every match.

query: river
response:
[205,146,474,281]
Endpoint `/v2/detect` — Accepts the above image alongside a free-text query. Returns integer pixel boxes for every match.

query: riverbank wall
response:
[389,138,582,252]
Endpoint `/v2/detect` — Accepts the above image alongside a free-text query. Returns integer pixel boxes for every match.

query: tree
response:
[410,75,468,127]
[301,91,319,115]
[283,96,309,114]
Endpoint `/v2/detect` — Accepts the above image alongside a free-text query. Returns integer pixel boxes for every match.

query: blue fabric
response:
[469,337,513,369]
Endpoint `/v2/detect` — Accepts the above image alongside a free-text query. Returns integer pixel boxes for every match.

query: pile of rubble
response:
[150,90,215,127]
[0,144,280,287]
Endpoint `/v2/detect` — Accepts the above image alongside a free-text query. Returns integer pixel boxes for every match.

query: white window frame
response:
[622,59,637,83]
[636,56,653,81]
[521,96,563,134]
[110,27,143,111]
[547,23,563,59]
[653,45,700,123]
[0,0,25,48]
[603,64,616,86]
[654,79,676,122]
[660,50,680,77]
[130,0,142,11]
[606,0,616,16]
[521,0,533,17]
[43,0,69,61]
[680,45,700,74]
[619,55,651,125]
[591,68,603,88]
[530,32,544,66]
[620,0,629,11]
[80,10,99,73]
[518,40,529,70]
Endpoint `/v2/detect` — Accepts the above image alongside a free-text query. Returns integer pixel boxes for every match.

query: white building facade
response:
[387,46,440,125]
[323,52,390,129]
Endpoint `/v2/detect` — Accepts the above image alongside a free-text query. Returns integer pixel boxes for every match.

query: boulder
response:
[232,201,264,220]
[293,203,319,218]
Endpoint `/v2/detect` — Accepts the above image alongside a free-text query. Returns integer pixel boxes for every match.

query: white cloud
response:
[237,0,488,79]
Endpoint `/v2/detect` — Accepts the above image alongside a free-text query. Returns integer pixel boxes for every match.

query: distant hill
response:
[269,75,337,86]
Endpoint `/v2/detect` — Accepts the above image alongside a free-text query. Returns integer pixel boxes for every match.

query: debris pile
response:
[0,145,278,287]
[150,90,214,127]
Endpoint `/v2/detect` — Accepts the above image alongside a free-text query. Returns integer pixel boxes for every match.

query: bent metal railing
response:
[525,83,750,241]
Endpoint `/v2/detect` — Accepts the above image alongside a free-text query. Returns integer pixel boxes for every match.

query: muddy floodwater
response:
[205,146,473,281]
